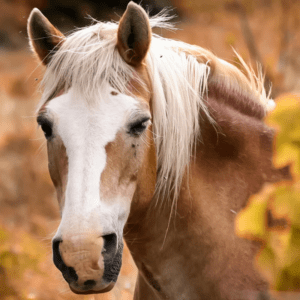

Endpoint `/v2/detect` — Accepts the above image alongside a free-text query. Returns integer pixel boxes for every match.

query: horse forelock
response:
[37,12,270,205]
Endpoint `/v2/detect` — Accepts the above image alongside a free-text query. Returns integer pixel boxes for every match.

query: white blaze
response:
[47,84,138,237]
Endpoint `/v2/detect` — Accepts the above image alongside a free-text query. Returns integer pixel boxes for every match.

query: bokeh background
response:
[1,0,300,299]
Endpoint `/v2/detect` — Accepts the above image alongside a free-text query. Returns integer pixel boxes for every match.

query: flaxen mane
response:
[37,12,272,204]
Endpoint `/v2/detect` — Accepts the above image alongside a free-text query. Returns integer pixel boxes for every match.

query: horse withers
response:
[27,2,289,299]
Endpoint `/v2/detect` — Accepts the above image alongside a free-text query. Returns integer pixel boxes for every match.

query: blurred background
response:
[1,0,300,299]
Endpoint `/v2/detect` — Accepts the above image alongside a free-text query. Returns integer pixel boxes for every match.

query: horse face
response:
[29,2,155,294]
[39,83,152,293]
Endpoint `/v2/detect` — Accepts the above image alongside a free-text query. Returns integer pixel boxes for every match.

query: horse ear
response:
[27,8,65,65]
[117,2,151,66]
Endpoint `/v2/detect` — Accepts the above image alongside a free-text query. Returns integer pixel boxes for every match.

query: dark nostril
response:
[65,266,78,283]
[84,280,96,287]
[52,238,78,283]
[102,233,117,260]
[52,238,64,270]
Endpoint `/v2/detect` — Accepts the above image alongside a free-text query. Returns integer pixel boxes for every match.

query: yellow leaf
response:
[236,187,271,240]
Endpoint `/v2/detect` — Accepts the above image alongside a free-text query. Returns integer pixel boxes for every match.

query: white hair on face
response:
[38,11,270,204]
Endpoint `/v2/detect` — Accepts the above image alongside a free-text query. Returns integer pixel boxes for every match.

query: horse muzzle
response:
[52,233,123,294]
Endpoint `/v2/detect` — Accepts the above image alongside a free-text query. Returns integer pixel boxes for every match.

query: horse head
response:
[28,2,156,294]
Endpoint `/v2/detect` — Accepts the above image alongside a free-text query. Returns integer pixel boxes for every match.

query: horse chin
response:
[70,282,115,295]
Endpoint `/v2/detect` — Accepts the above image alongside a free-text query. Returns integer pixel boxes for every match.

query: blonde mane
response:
[38,12,271,204]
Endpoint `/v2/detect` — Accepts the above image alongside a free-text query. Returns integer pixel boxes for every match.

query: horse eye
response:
[129,118,150,136]
[37,116,53,139]
[41,123,53,139]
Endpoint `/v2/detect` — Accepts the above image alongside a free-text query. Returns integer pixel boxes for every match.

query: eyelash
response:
[128,118,150,136]
[37,116,53,139]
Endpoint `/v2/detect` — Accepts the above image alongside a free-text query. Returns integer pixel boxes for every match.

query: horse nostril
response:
[52,238,64,270]
[84,279,96,287]
[52,238,78,283]
[102,233,117,260]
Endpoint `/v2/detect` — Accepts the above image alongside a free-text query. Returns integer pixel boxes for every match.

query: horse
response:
[27,2,289,299]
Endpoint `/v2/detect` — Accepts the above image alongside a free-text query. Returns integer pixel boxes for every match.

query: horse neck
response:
[124,148,264,299]
[124,91,290,298]
[124,92,273,253]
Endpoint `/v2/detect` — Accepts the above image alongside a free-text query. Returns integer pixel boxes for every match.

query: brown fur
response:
[117,2,151,66]
[47,136,68,210]
[27,8,65,65]
[208,81,265,119]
